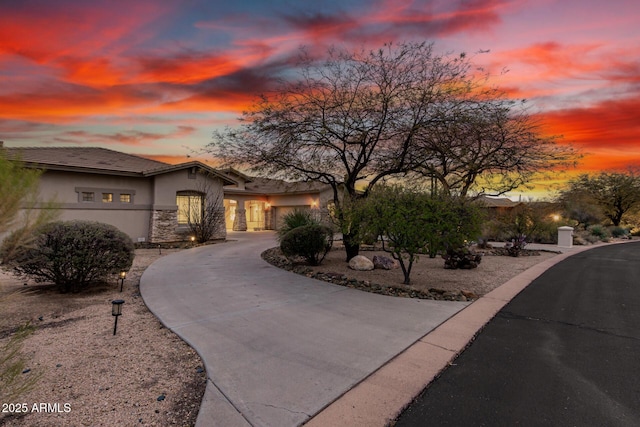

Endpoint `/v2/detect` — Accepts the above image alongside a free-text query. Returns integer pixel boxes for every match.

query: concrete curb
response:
[303,242,627,426]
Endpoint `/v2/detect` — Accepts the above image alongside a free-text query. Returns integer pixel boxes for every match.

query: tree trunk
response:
[343,232,360,261]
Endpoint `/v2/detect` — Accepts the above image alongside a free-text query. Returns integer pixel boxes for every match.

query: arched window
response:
[176,191,203,225]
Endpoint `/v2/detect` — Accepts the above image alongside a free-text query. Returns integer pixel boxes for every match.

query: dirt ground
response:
[0,248,206,427]
[0,243,558,426]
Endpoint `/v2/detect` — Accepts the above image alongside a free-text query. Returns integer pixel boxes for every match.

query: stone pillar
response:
[558,226,574,248]
[149,210,180,243]
[264,207,274,230]
[233,208,247,231]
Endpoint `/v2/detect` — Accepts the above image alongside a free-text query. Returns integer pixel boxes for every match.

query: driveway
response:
[140,232,468,427]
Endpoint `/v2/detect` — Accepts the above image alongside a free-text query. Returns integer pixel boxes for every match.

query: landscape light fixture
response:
[111,299,125,335]
[119,270,127,292]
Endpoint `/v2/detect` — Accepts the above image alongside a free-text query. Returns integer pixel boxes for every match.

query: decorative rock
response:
[372,255,399,270]
[348,255,374,271]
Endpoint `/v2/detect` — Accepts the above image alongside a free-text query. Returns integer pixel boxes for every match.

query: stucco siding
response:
[39,170,153,205]
[55,209,151,242]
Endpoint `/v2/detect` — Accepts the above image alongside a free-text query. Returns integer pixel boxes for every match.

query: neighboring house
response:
[2,145,334,242]
[475,195,522,217]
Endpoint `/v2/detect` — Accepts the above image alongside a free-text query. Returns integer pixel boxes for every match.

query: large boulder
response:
[348,255,374,271]
[372,255,399,270]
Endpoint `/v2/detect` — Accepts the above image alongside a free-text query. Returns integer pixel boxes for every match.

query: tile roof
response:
[475,195,521,208]
[3,146,169,174]
[225,176,330,195]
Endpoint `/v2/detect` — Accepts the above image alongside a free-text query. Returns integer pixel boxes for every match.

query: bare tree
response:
[179,175,226,243]
[207,42,576,259]
[207,42,472,260]
[410,88,578,197]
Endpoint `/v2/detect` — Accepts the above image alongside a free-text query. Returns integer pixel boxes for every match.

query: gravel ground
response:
[262,244,559,299]
[0,248,206,427]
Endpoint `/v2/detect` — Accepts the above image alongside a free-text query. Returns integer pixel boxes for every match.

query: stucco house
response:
[220,168,333,231]
[475,195,522,217]
[3,145,332,243]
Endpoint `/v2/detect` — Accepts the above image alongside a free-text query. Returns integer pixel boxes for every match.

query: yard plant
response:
[357,185,483,284]
[280,224,333,266]
[1,220,134,293]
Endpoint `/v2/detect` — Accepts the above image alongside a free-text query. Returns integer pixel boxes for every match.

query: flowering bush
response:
[505,235,527,257]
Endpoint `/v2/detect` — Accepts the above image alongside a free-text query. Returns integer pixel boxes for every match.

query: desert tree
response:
[207,42,475,260]
[0,151,59,264]
[357,185,483,285]
[0,151,43,233]
[561,171,640,226]
[410,87,578,197]
[557,185,603,229]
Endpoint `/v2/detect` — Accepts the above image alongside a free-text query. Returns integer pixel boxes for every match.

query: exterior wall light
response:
[111,299,125,335]
[119,270,127,292]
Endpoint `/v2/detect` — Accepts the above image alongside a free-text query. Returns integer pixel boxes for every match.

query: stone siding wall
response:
[149,210,182,243]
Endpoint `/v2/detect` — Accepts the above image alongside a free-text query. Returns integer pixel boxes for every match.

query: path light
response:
[111,299,124,335]
[190,236,196,243]
[119,270,127,292]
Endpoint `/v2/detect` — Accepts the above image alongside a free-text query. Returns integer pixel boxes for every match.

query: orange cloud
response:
[535,96,640,173]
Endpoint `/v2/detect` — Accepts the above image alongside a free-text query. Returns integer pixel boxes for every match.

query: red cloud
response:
[536,95,640,172]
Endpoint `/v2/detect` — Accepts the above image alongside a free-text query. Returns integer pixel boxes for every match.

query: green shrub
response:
[588,225,610,240]
[277,210,318,242]
[280,224,333,266]
[609,226,627,238]
[2,220,134,293]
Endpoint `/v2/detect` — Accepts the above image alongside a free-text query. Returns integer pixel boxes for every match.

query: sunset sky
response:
[1,0,639,197]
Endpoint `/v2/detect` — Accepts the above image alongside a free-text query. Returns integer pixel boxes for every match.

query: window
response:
[120,193,131,203]
[82,192,95,202]
[102,193,113,203]
[177,193,203,224]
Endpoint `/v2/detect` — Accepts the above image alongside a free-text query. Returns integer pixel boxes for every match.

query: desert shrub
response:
[442,247,482,269]
[277,210,318,242]
[280,224,333,266]
[588,225,610,240]
[505,235,528,257]
[0,323,42,402]
[2,220,134,293]
[608,226,627,238]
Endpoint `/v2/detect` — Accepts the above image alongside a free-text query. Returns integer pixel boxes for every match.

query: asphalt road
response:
[395,241,640,427]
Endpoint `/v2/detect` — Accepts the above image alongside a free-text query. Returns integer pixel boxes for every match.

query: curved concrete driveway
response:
[140,232,468,427]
